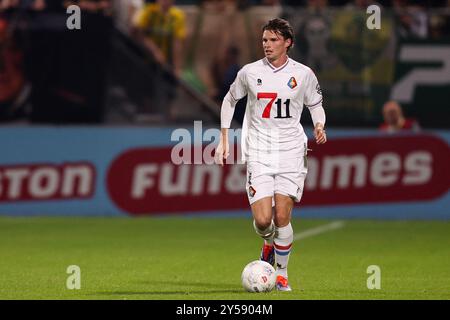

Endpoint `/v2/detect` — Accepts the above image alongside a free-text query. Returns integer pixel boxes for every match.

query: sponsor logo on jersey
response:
[287,77,297,89]
[257,79,262,86]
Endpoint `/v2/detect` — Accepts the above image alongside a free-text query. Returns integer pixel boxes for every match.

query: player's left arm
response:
[311,107,326,144]
[305,70,327,144]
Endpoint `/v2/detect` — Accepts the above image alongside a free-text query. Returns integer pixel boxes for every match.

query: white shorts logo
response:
[248,186,256,198]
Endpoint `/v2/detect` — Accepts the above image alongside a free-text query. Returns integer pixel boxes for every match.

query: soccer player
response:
[215,18,327,291]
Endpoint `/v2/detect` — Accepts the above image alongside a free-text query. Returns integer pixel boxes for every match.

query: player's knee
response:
[254,217,272,231]
[253,219,274,238]
[274,214,291,228]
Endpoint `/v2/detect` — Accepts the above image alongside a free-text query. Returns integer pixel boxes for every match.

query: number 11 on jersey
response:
[257,92,292,119]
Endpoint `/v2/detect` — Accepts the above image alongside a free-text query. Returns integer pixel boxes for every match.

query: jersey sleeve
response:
[220,66,248,128]
[304,69,323,109]
[228,66,248,101]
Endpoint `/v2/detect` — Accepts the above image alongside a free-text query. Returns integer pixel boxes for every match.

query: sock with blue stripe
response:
[274,223,293,278]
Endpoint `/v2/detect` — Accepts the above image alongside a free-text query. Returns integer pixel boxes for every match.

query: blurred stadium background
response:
[0,0,449,300]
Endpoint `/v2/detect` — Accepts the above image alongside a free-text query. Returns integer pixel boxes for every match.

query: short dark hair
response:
[262,18,294,51]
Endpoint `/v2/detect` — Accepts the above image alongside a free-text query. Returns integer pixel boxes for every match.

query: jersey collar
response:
[265,56,290,73]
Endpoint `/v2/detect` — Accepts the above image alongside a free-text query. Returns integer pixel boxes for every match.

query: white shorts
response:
[246,156,308,206]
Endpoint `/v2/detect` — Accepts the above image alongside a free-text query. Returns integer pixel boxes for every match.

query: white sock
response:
[274,223,293,278]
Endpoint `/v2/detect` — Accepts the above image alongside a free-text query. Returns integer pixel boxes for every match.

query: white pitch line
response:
[293,220,345,242]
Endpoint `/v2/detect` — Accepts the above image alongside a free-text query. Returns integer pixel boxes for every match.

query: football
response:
[241,260,276,293]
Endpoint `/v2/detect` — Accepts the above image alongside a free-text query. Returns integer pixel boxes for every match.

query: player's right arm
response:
[215,128,229,166]
[214,67,248,166]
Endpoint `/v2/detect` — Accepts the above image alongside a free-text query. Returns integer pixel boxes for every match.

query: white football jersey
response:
[229,57,323,162]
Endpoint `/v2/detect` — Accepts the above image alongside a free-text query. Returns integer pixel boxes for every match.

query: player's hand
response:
[314,124,327,144]
[214,139,229,166]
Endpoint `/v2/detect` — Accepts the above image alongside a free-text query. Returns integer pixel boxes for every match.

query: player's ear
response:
[285,38,292,50]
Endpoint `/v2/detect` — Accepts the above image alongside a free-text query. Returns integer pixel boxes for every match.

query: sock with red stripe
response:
[274,223,293,278]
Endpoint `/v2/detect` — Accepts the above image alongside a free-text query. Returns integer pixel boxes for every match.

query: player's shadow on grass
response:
[138,280,236,289]
[93,289,244,296]
[92,280,244,296]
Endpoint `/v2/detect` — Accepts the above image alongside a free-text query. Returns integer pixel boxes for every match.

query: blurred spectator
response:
[307,0,328,10]
[291,0,334,73]
[211,45,241,103]
[347,0,379,9]
[26,0,113,123]
[210,45,246,124]
[32,0,45,10]
[0,0,16,10]
[0,16,28,120]
[132,0,186,78]
[130,0,187,123]
[191,0,256,101]
[64,0,112,15]
[0,0,51,11]
[261,0,281,5]
[393,0,428,38]
[429,0,450,38]
[113,0,143,33]
[379,101,420,133]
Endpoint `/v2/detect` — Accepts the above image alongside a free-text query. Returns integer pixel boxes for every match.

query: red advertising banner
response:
[107,134,450,215]
[0,162,96,202]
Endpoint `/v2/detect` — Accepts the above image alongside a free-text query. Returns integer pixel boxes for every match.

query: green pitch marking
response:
[0,217,449,300]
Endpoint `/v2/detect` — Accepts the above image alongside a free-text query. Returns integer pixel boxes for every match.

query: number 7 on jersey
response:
[257,92,277,118]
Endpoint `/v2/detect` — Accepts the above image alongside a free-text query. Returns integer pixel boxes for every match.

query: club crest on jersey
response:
[248,186,256,198]
[257,79,262,86]
[287,77,297,89]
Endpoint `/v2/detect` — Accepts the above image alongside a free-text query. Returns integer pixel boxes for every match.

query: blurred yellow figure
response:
[133,0,186,77]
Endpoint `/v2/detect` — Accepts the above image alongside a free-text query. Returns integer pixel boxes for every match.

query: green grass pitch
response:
[0,216,449,300]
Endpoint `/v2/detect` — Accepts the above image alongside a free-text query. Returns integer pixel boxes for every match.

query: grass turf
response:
[0,217,449,300]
